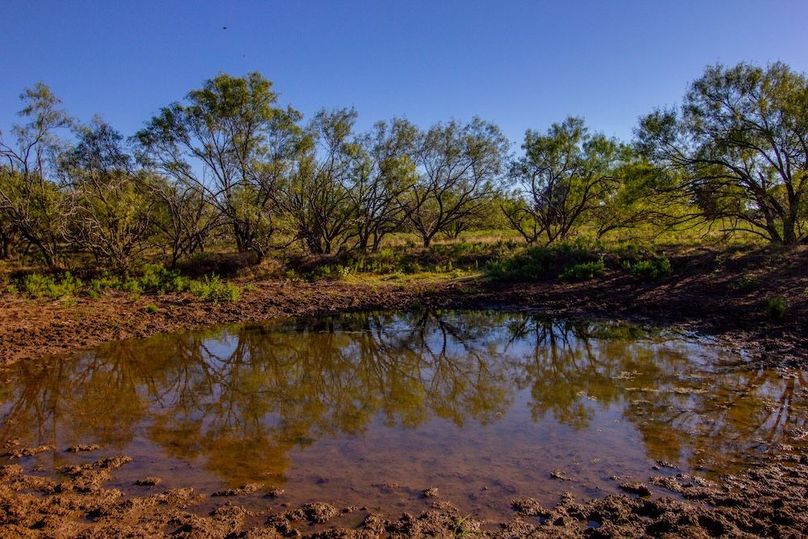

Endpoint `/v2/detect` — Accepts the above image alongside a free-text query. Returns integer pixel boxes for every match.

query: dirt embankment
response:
[1,246,806,369]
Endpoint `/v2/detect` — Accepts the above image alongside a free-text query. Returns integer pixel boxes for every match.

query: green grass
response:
[625,256,672,281]
[765,295,787,320]
[560,258,605,281]
[21,272,83,299]
[293,241,517,281]
[188,275,241,302]
[10,264,241,303]
[485,240,599,281]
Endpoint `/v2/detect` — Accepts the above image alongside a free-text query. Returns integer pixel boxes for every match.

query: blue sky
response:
[2,0,807,145]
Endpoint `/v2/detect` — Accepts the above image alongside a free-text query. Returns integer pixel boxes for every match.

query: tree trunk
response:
[0,231,12,259]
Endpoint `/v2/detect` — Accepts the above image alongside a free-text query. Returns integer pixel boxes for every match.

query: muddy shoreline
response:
[1,247,806,370]
[1,443,806,537]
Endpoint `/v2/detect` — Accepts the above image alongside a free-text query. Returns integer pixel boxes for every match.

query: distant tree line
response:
[1,62,806,271]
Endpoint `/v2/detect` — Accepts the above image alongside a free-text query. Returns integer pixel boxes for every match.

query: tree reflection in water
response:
[1,311,804,487]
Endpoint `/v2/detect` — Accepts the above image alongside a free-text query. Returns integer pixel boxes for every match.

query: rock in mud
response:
[422,487,439,498]
[551,469,571,481]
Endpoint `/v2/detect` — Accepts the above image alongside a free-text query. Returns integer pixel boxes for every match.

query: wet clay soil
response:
[1,445,806,537]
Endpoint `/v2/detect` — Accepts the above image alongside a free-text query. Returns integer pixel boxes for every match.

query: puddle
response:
[1,310,804,519]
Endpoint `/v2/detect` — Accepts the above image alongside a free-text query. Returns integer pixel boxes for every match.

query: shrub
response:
[486,241,598,281]
[627,257,671,281]
[89,275,121,294]
[21,273,50,298]
[560,258,605,282]
[188,275,241,302]
[731,274,758,291]
[486,247,554,280]
[136,264,190,294]
[21,272,83,299]
[765,295,787,320]
[145,304,159,314]
[120,278,143,296]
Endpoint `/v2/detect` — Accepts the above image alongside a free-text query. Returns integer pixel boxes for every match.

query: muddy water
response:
[1,310,805,520]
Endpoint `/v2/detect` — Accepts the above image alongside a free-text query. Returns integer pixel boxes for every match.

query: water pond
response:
[1,310,805,519]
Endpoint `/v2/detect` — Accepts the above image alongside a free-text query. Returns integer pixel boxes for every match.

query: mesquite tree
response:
[277,108,359,255]
[0,84,71,268]
[135,73,305,260]
[407,118,508,248]
[503,117,622,245]
[636,62,808,244]
[350,118,418,252]
[60,120,155,271]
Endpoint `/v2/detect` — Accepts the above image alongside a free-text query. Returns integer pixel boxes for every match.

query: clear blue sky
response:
[2,0,807,145]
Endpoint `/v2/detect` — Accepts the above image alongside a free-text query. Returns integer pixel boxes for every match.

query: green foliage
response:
[145,304,158,314]
[136,264,189,294]
[120,278,143,296]
[10,264,240,303]
[3,62,806,273]
[626,256,671,281]
[298,241,515,280]
[188,275,241,302]
[637,62,808,245]
[21,272,83,299]
[135,72,305,260]
[765,295,787,320]
[504,117,627,245]
[486,242,597,281]
[560,258,605,281]
[0,83,71,269]
[62,120,153,271]
[730,274,759,291]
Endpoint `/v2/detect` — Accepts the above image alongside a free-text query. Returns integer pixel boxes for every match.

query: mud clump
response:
[264,487,285,498]
[66,444,100,453]
[0,449,806,537]
[511,496,551,517]
[293,502,339,524]
[211,483,260,497]
[59,455,133,493]
[3,443,54,459]
[618,481,652,497]
[134,476,161,486]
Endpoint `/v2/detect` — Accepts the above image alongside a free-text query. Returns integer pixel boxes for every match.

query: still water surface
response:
[1,310,805,518]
